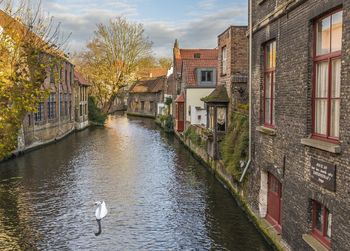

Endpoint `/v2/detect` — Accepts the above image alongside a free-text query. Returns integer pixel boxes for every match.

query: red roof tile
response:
[129,76,166,93]
[74,71,90,86]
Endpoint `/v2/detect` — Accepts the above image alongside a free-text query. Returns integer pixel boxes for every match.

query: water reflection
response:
[0,115,272,250]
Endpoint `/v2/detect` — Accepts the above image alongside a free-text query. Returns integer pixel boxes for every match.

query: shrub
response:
[220,112,249,181]
[88,96,107,125]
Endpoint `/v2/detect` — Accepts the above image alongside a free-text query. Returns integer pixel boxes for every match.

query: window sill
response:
[256,126,276,136]
[301,138,341,153]
[302,234,330,251]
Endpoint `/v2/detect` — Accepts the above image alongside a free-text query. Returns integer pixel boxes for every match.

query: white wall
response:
[185,88,215,127]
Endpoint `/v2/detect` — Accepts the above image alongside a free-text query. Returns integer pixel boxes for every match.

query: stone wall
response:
[127,92,162,118]
[250,0,349,250]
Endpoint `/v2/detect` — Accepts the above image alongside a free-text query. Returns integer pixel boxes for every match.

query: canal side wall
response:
[174,130,288,251]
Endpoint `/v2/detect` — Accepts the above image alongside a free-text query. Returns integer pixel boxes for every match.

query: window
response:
[188,105,191,116]
[48,94,56,120]
[313,10,342,140]
[50,67,55,83]
[201,71,212,82]
[194,53,201,59]
[64,94,68,116]
[150,101,154,112]
[35,102,44,123]
[312,200,332,249]
[85,104,88,115]
[80,104,83,117]
[263,40,276,127]
[221,46,227,75]
[217,107,227,132]
[60,93,63,115]
[141,101,145,111]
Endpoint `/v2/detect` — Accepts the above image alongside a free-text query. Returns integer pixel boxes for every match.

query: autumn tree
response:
[158,57,172,70]
[74,17,152,113]
[0,0,69,159]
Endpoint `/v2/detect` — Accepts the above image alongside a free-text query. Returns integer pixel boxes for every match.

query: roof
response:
[138,67,168,79]
[129,76,166,93]
[202,85,229,103]
[174,46,218,77]
[182,59,218,86]
[74,71,90,86]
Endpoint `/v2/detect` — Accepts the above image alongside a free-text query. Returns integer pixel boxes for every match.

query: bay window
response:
[312,200,332,249]
[313,10,342,140]
[264,40,276,127]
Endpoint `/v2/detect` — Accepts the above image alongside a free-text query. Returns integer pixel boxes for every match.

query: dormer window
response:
[197,68,216,86]
[194,53,201,59]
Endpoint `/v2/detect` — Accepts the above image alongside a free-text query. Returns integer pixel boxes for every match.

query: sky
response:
[40,0,248,58]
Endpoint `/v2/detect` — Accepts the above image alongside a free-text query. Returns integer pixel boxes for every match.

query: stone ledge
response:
[256,126,276,136]
[302,234,329,251]
[301,138,341,154]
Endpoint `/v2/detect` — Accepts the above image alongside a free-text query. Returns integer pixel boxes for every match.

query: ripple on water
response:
[0,115,272,251]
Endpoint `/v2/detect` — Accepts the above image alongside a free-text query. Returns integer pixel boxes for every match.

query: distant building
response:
[74,71,90,130]
[127,76,167,118]
[172,40,218,132]
[21,60,76,150]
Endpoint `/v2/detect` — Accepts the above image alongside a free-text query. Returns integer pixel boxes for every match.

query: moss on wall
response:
[220,112,249,181]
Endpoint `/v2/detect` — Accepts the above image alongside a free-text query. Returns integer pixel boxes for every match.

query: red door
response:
[176,102,184,132]
[267,173,282,232]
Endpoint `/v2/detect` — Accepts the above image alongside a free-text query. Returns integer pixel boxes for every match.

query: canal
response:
[0,115,272,250]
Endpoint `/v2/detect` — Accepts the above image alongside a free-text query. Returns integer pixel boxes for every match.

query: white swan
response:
[94,201,108,236]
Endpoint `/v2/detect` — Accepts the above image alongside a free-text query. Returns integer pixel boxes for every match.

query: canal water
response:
[0,115,272,251]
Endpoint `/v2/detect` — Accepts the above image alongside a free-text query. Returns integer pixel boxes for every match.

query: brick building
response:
[21,60,75,150]
[248,1,350,250]
[127,76,166,118]
[217,26,248,122]
[172,40,218,132]
[74,71,90,130]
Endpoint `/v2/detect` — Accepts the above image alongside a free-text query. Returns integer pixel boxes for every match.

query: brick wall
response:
[249,0,349,250]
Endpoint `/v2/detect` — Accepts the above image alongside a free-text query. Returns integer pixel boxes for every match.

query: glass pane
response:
[266,44,271,68]
[315,99,327,135]
[317,16,331,56]
[332,59,341,98]
[315,203,323,232]
[265,99,271,124]
[331,11,343,52]
[201,72,206,82]
[265,73,271,98]
[327,212,332,238]
[207,71,212,82]
[272,41,276,68]
[330,99,340,138]
[316,62,329,98]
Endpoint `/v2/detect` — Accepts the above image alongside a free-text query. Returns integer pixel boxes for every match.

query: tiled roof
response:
[74,71,90,86]
[182,59,218,86]
[202,85,229,103]
[138,67,168,79]
[175,93,185,102]
[129,76,166,93]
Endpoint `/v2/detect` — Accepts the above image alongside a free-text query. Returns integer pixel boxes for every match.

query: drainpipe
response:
[239,0,252,183]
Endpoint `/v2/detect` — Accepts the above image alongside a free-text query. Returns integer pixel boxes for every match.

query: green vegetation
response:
[184,127,205,148]
[159,114,174,132]
[88,97,107,125]
[220,112,249,181]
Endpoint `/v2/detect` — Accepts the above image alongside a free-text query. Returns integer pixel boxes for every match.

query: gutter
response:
[239,0,253,183]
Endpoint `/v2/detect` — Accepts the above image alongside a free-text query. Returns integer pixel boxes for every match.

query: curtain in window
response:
[217,107,226,125]
[330,59,341,137]
[315,62,328,135]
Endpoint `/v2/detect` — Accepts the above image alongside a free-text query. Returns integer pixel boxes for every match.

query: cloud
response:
[39,0,247,57]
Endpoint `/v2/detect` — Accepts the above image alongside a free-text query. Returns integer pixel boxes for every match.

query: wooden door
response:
[176,102,184,132]
[267,173,282,232]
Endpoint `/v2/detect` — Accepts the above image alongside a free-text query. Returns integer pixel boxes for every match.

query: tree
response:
[74,17,152,114]
[0,0,69,160]
[159,57,172,70]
